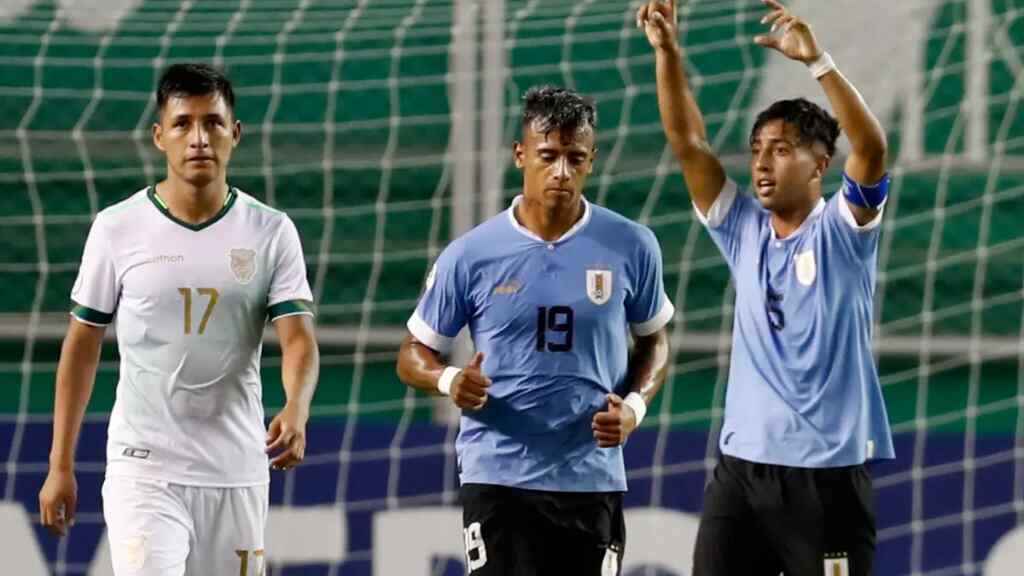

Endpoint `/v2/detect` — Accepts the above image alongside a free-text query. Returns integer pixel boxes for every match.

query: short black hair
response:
[521,85,597,135]
[156,63,235,114]
[750,97,840,157]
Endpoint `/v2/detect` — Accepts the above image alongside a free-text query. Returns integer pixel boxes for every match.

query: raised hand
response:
[451,352,491,411]
[753,0,823,63]
[636,0,678,51]
[592,393,639,448]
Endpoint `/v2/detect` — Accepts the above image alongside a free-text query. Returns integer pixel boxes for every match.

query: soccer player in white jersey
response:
[397,86,674,574]
[38,63,319,576]
[640,0,894,574]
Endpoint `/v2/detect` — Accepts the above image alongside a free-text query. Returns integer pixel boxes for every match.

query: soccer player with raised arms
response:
[397,86,675,574]
[38,63,319,575]
[638,0,894,574]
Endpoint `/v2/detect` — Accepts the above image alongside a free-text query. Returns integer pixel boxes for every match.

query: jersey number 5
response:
[536,306,574,352]
[178,287,220,335]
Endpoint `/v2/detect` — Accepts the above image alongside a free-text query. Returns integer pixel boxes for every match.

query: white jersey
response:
[71,187,313,486]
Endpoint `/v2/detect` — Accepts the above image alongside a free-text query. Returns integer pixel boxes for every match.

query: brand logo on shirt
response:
[795,249,817,286]
[492,280,521,295]
[141,254,184,265]
[229,248,257,284]
[824,552,850,576]
[122,447,150,460]
[586,269,613,305]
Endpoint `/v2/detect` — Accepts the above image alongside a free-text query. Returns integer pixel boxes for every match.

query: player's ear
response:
[513,141,525,169]
[814,153,830,181]
[232,119,242,147]
[587,146,598,175]
[152,121,165,152]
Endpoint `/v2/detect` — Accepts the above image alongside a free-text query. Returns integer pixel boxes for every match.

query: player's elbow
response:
[667,132,710,158]
[865,140,888,166]
[670,138,721,177]
[395,336,418,387]
[395,358,412,386]
[395,353,411,386]
[855,128,888,167]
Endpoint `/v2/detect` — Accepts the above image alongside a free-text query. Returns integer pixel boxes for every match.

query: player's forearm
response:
[280,330,319,414]
[655,46,709,158]
[627,328,671,405]
[50,322,104,470]
[818,68,887,176]
[396,336,446,395]
[655,46,727,212]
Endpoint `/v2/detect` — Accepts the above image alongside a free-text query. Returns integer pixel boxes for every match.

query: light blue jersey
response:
[408,196,674,492]
[698,178,894,468]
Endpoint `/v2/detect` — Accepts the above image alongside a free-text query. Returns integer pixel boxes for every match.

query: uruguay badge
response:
[795,249,817,287]
[587,268,613,305]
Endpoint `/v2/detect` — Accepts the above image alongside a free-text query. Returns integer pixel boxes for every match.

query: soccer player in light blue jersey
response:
[639,0,894,574]
[396,86,675,575]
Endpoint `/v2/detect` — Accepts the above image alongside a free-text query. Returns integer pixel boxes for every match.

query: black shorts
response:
[460,483,625,576]
[694,454,876,576]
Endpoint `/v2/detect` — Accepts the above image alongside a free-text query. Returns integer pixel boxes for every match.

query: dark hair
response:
[750,97,839,157]
[156,63,235,114]
[521,85,597,135]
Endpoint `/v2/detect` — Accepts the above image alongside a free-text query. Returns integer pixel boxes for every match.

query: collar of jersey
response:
[507,195,592,245]
[148,186,238,232]
[769,197,826,242]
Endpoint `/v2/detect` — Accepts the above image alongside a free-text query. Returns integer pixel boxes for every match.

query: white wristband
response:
[437,366,461,396]
[807,51,835,79]
[623,392,648,427]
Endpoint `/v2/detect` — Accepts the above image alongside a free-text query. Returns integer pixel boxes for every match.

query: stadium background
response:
[0,0,1022,574]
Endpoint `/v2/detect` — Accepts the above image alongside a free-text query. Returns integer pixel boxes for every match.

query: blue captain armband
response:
[842,172,890,209]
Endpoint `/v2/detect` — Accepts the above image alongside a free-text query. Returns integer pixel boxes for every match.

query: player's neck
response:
[516,195,584,242]
[770,198,818,239]
[155,179,230,225]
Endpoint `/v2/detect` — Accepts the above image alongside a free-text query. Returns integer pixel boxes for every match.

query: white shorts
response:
[102,476,268,576]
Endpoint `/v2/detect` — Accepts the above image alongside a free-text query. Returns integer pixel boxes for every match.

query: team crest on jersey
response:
[586,269,613,305]
[795,249,816,287]
[229,248,257,284]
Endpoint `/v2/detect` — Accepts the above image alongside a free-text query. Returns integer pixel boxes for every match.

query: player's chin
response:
[543,187,578,201]
[182,164,219,184]
[183,174,216,189]
[755,190,777,209]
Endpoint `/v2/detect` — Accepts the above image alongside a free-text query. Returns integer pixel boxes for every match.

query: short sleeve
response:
[267,217,315,321]
[694,178,761,268]
[626,228,675,336]
[406,246,471,354]
[70,217,119,326]
[823,192,884,262]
